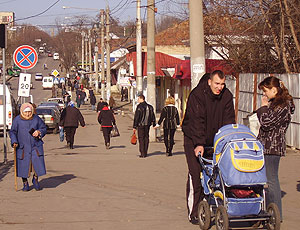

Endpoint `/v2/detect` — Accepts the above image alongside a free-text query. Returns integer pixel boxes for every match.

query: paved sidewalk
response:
[0,100,299,230]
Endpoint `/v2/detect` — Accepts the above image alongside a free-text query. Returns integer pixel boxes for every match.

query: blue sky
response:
[0,0,141,26]
[0,0,186,28]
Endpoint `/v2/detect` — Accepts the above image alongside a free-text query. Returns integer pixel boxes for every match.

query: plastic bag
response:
[59,127,64,142]
[131,131,137,145]
[111,125,120,137]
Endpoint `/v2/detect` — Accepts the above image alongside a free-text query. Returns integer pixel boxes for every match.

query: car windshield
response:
[36,108,54,116]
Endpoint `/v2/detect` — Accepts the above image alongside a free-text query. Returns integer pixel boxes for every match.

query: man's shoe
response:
[32,177,41,191]
[189,216,199,225]
[139,155,146,158]
[22,181,30,192]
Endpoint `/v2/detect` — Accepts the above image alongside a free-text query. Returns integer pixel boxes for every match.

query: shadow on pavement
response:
[0,160,14,182]
[39,174,76,189]
[297,181,300,192]
[281,190,287,198]
[72,145,98,148]
[148,151,165,157]
[109,145,126,149]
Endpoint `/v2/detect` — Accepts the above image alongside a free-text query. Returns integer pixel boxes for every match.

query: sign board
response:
[0,12,14,26]
[119,76,131,87]
[51,69,59,77]
[13,45,38,70]
[53,77,59,84]
[192,64,205,74]
[18,73,31,97]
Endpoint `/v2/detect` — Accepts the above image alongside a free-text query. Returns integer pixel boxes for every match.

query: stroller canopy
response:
[213,124,267,186]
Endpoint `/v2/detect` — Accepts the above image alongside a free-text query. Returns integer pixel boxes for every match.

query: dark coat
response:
[98,106,116,127]
[182,80,235,148]
[96,101,105,112]
[133,101,156,129]
[90,93,96,105]
[9,115,47,178]
[257,101,294,156]
[158,105,180,129]
[59,106,85,128]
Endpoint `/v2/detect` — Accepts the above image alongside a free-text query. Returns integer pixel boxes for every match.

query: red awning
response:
[126,52,182,77]
[173,59,235,80]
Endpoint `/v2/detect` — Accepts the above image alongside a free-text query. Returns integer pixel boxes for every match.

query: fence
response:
[233,73,300,149]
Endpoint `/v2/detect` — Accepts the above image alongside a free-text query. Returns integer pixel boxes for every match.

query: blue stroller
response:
[198,124,281,230]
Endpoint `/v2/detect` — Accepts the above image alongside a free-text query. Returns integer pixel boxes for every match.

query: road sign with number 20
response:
[18,73,31,97]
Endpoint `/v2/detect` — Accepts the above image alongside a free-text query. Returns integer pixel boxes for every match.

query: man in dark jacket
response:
[59,101,85,149]
[133,95,156,158]
[89,89,96,111]
[96,98,105,113]
[182,70,235,225]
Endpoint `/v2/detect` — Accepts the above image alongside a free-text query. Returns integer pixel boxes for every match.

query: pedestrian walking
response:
[155,96,180,156]
[59,101,85,149]
[76,89,81,108]
[257,76,295,222]
[96,98,105,113]
[97,102,116,149]
[181,70,235,225]
[9,103,47,191]
[89,89,96,111]
[109,95,116,111]
[133,94,156,158]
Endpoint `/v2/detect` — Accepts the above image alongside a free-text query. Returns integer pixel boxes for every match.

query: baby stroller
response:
[197,124,281,230]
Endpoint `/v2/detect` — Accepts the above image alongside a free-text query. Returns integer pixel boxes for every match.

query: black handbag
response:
[111,125,120,137]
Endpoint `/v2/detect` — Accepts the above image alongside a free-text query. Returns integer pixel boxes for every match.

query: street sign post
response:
[13,45,38,70]
[51,69,60,77]
[18,73,31,97]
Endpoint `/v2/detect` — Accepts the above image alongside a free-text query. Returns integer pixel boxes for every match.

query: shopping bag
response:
[111,125,120,137]
[59,127,64,142]
[131,131,137,145]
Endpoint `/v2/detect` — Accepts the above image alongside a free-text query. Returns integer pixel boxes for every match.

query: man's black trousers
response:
[184,135,204,221]
[102,127,112,145]
[64,127,77,147]
[137,125,150,157]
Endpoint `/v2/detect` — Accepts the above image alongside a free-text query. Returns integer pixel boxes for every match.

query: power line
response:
[14,0,61,22]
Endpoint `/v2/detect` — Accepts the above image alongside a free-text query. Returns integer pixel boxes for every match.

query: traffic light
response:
[0,24,5,48]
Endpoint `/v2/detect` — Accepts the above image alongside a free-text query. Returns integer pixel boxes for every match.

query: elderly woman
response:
[155,96,180,156]
[9,103,47,191]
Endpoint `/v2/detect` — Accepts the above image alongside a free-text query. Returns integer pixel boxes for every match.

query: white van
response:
[0,84,17,130]
[53,53,59,60]
[42,76,54,89]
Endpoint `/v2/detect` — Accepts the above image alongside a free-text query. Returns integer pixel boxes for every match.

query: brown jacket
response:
[257,101,294,156]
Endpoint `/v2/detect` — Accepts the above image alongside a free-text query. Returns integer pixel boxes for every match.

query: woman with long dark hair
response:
[257,76,295,221]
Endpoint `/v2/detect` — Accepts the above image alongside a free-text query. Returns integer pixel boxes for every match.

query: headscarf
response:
[68,101,75,107]
[20,103,34,120]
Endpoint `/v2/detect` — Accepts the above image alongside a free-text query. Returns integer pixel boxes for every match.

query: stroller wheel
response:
[198,200,211,230]
[215,206,229,230]
[266,203,281,230]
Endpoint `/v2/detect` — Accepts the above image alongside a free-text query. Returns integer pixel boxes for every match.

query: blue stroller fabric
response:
[213,124,267,187]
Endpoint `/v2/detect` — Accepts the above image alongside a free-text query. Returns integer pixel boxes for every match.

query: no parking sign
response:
[13,45,38,70]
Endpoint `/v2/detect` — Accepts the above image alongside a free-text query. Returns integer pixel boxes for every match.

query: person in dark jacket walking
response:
[257,76,294,221]
[155,96,180,156]
[182,70,235,225]
[98,102,116,149]
[133,94,156,158]
[96,98,105,113]
[89,89,96,111]
[9,103,47,191]
[59,101,85,149]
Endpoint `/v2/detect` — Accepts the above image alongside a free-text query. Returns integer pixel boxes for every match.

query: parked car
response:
[36,106,60,134]
[38,102,62,113]
[48,53,53,57]
[35,73,43,81]
[53,53,59,60]
[47,98,65,110]
[42,76,54,89]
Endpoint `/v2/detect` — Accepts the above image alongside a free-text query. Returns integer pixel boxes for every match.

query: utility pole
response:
[85,33,88,72]
[88,29,92,87]
[189,0,206,89]
[106,6,111,100]
[100,9,105,100]
[81,32,85,70]
[147,0,156,142]
[136,0,143,96]
[95,44,99,93]
[0,24,7,163]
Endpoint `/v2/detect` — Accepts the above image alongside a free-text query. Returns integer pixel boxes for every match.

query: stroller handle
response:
[198,154,213,177]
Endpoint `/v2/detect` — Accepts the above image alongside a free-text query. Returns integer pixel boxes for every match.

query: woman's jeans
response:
[265,155,282,221]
